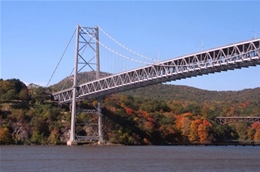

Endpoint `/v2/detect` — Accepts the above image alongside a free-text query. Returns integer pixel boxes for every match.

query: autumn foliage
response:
[1,78,260,145]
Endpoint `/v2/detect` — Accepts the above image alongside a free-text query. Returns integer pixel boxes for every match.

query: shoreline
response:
[1,143,259,146]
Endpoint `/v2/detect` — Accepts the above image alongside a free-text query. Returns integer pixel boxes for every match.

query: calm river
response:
[1,145,260,172]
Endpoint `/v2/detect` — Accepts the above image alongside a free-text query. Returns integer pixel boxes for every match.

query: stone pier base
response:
[67,140,78,146]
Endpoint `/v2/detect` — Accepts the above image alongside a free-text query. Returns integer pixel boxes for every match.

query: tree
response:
[30,87,50,104]
[7,79,27,94]
[198,123,208,143]
[48,129,59,145]
[19,88,29,101]
[0,79,27,102]
[232,123,248,142]
[0,128,13,144]
[189,120,199,143]
[213,124,238,143]
[254,129,260,144]
[1,89,16,101]
[180,116,191,141]
[30,130,44,144]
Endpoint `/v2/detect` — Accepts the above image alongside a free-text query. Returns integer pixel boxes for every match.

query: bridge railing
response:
[53,38,260,103]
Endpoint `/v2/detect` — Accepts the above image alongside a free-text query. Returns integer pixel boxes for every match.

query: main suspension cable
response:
[46,29,76,87]
[99,26,158,63]
[81,26,152,65]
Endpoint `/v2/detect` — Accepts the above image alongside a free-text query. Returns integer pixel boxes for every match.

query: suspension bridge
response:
[50,25,260,145]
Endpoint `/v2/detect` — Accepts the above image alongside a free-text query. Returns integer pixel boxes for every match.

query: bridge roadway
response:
[53,38,260,103]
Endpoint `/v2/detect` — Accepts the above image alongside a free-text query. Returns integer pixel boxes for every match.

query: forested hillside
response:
[1,78,260,145]
[124,84,260,102]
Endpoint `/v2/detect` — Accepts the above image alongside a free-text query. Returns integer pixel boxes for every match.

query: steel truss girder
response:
[76,108,99,142]
[216,117,260,125]
[53,38,260,103]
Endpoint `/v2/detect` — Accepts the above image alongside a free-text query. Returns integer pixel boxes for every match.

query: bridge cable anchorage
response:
[46,28,76,87]
[99,26,158,63]
[80,26,152,65]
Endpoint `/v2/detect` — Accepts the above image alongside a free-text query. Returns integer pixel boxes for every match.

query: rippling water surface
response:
[1,145,260,172]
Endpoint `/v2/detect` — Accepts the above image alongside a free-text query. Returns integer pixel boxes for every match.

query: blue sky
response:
[1,1,260,91]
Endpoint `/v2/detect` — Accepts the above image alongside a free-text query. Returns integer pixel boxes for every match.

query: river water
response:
[1,145,260,172]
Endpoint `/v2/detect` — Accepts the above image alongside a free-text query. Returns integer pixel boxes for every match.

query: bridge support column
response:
[95,26,104,145]
[67,25,80,146]
[66,90,77,146]
[97,99,103,144]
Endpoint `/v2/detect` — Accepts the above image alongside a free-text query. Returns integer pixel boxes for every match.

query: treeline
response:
[102,94,260,145]
[0,79,29,102]
[0,78,260,145]
[124,84,260,102]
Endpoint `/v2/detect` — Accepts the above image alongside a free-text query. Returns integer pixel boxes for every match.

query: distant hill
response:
[51,71,260,102]
[50,71,111,91]
[27,83,41,89]
[124,84,260,103]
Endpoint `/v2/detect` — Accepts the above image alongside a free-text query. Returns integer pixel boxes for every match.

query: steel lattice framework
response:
[53,38,260,103]
[216,117,260,125]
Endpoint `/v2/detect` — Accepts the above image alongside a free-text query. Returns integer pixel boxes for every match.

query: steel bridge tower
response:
[67,25,103,145]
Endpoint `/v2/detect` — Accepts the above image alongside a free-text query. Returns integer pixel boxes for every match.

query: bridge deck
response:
[53,38,260,103]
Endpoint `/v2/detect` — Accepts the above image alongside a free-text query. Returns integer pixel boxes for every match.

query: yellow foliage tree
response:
[0,128,13,144]
[189,121,199,143]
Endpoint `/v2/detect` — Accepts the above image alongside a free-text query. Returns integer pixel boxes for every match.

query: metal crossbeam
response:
[53,38,260,103]
[76,136,99,142]
[216,117,260,125]
[77,109,98,114]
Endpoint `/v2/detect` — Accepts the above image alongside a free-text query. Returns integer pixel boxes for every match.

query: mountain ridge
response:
[51,71,260,103]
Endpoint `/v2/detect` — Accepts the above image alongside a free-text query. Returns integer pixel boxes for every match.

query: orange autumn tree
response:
[175,114,192,142]
[252,122,260,143]
[188,119,213,144]
[198,119,213,143]
[137,110,155,134]
[254,129,260,143]
[125,107,134,115]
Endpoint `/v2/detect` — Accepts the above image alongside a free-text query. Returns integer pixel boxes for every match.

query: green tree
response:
[30,130,44,144]
[232,123,248,142]
[213,124,238,142]
[30,87,50,104]
[7,79,27,94]
[19,88,29,101]
[48,129,59,145]
[2,89,16,101]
